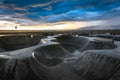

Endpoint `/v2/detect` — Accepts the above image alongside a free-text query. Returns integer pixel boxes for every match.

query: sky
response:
[0,0,120,30]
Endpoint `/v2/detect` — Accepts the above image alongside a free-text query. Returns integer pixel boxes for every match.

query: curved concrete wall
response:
[0,35,41,51]
[56,36,89,52]
[84,41,117,51]
[33,44,71,66]
[55,36,116,52]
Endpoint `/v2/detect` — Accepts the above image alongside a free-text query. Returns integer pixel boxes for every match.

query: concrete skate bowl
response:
[54,36,117,53]
[0,35,41,51]
[0,36,120,80]
[33,44,71,66]
[0,44,120,80]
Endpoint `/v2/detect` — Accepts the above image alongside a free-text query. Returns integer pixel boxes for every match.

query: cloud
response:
[0,0,120,25]
[25,1,54,8]
[43,6,52,10]
[45,10,104,22]
[104,16,120,25]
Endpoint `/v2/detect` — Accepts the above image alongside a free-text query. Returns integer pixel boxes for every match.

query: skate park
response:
[0,34,120,80]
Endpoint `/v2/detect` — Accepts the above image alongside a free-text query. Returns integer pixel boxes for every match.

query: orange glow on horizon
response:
[0,20,104,30]
[19,22,86,30]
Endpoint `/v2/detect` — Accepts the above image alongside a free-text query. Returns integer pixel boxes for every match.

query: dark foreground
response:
[0,35,120,80]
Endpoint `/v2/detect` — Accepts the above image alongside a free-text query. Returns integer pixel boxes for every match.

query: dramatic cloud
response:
[0,0,120,30]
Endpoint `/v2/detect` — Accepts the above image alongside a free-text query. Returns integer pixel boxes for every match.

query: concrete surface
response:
[0,35,120,80]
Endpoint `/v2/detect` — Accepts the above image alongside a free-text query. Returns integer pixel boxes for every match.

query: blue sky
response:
[0,0,120,29]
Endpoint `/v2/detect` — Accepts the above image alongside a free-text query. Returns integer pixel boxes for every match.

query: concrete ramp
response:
[55,36,89,52]
[0,35,42,51]
[55,36,116,52]
[33,44,71,66]
[72,50,120,80]
[0,35,120,80]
